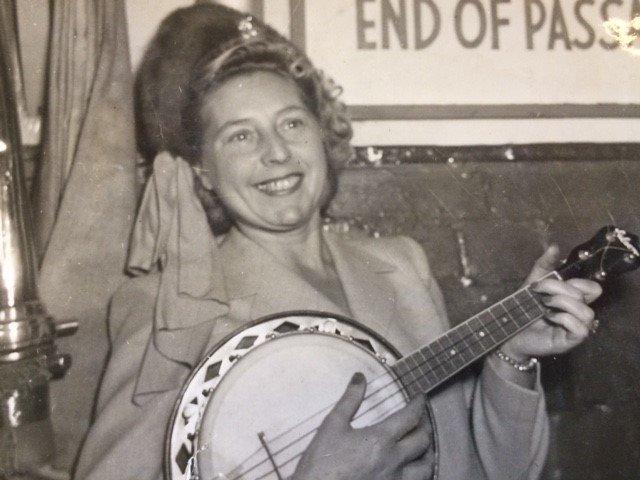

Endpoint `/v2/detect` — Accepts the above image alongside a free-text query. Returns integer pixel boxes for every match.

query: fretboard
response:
[392,279,551,398]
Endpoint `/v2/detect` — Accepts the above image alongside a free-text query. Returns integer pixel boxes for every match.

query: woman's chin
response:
[272,206,310,229]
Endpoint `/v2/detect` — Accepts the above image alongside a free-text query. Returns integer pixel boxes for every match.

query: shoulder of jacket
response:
[335,230,420,265]
[109,274,160,339]
[111,273,161,304]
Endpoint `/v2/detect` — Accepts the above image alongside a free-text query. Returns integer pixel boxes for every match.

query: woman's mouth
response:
[255,173,303,196]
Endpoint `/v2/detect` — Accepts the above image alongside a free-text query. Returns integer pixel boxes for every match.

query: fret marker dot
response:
[478,331,485,337]
[502,317,508,324]
[450,348,456,356]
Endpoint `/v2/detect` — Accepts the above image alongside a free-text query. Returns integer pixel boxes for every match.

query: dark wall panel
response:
[328,147,640,480]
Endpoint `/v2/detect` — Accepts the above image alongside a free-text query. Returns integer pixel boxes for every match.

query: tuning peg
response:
[593,270,607,281]
[578,250,591,260]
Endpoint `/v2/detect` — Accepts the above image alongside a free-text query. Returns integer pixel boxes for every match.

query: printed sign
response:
[267,0,640,119]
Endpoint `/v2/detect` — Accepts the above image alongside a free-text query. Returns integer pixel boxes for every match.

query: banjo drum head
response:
[165,312,437,480]
[196,331,404,480]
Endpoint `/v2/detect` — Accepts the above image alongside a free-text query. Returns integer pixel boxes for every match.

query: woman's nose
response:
[261,131,291,165]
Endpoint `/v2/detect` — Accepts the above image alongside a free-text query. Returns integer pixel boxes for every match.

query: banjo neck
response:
[391,226,640,398]
[391,275,553,398]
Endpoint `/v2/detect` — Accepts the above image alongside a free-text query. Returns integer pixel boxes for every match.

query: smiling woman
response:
[198,71,330,234]
[74,3,603,480]
[135,9,353,235]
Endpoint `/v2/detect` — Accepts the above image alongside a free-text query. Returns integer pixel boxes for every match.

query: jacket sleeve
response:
[74,278,180,480]
[399,236,549,480]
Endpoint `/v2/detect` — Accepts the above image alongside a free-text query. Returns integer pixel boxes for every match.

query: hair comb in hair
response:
[238,15,259,40]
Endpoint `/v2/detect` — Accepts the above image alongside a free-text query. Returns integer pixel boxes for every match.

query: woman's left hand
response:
[500,245,603,361]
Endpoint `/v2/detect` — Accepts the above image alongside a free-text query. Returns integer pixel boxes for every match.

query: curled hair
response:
[184,39,353,171]
[136,4,353,233]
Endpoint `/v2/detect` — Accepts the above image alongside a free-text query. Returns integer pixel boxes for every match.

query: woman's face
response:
[199,71,329,234]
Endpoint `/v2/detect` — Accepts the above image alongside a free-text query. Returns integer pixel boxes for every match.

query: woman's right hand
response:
[291,372,435,480]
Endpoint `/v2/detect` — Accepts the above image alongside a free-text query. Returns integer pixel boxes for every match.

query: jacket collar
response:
[323,232,399,337]
[134,229,399,401]
[220,229,399,333]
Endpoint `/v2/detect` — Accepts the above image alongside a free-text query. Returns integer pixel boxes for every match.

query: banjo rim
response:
[163,309,439,480]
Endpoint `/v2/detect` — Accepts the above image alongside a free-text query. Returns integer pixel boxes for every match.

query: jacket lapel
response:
[324,233,400,341]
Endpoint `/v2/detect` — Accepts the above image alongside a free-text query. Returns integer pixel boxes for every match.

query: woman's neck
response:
[230,216,328,273]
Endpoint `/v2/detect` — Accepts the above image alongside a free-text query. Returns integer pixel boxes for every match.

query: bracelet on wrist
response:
[494,349,538,372]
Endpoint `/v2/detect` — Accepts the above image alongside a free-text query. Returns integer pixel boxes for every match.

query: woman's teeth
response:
[256,174,302,195]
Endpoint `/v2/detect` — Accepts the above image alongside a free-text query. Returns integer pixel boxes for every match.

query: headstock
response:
[558,226,640,282]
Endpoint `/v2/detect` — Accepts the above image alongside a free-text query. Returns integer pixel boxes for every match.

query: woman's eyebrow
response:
[278,105,308,116]
[213,105,309,135]
[214,118,252,135]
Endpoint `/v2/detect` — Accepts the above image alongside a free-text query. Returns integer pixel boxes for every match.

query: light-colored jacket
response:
[75,232,548,479]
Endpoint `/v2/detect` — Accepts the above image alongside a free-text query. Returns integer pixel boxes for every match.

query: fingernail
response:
[351,372,365,385]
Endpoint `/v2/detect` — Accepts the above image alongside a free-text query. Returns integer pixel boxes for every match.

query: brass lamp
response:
[0,3,76,476]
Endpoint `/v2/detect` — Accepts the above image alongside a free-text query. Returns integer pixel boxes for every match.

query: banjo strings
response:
[221,297,541,480]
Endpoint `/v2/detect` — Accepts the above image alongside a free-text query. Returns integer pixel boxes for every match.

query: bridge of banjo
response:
[166,312,413,480]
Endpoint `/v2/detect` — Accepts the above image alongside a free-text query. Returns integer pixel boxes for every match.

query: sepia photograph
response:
[1,1,639,479]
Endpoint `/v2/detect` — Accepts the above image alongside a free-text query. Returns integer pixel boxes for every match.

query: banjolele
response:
[165,226,639,480]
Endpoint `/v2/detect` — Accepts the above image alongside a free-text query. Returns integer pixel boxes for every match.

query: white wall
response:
[17,1,640,146]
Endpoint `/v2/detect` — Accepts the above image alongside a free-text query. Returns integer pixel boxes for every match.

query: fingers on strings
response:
[533,278,602,304]
[544,312,591,343]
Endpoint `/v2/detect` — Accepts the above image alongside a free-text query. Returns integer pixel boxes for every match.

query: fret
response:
[491,302,519,335]
[515,289,535,308]
[503,297,530,327]
[445,341,465,369]
[446,348,463,372]
[397,358,417,389]
[406,379,421,398]
[402,366,419,396]
[467,316,482,333]
[425,340,444,377]
[487,309,510,342]
[445,329,470,365]
[477,311,501,344]
[463,322,485,357]
[413,357,429,385]
[416,348,439,386]
[406,352,421,372]
[414,374,430,394]
[412,354,431,391]
[424,343,448,379]
[427,345,443,384]
[467,316,494,350]
[431,338,456,377]
[521,301,544,320]
[437,331,454,354]
[430,338,450,369]
[483,310,506,336]
[517,289,545,318]
[451,326,476,363]
[404,355,420,386]
[521,290,545,317]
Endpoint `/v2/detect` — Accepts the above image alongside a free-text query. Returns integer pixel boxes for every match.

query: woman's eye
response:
[284,118,304,130]
[226,130,253,144]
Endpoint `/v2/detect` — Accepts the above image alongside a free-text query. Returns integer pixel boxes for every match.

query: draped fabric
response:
[35,0,137,471]
[36,1,99,251]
